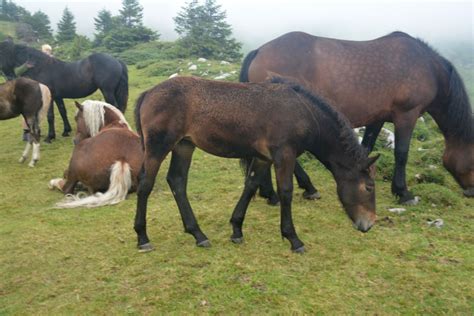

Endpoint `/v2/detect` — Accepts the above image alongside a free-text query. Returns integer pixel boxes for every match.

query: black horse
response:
[0,39,128,142]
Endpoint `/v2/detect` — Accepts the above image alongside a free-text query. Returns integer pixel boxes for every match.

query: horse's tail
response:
[238,49,259,175]
[115,60,129,113]
[134,90,149,149]
[38,83,52,122]
[239,49,259,82]
[442,60,474,140]
[54,161,132,208]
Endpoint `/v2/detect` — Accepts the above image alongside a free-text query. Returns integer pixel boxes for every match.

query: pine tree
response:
[93,9,114,46]
[119,0,143,27]
[23,10,53,40]
[174,0,242,61]
[56,7,76,42]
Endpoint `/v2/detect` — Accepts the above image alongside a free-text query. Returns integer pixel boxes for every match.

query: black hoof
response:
[137,242,154,253]
[231,236,244,244]
[267,195,280,206]
[303,191,321,200]
[62,131,70,137]
[197,239,211,248]
[463,188,474,198]
[44,137,55,143]
[399,196,420,205]
[292,246,305,254]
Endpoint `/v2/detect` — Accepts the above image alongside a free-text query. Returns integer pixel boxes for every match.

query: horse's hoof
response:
[137,242,154,253]
[18,156,26,163]
[231,236,244,244]
[400,196,420,205]
[463,188,474,198]
[303,191,321,200]
[62,131,70,137]
[28,160,37,167]
[44,137,55,143]
[197,239,211,248]
[292,246,305,254]
[267,196,280,206]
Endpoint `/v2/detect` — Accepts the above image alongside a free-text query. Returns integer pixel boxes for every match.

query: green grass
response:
[1,60,473,314]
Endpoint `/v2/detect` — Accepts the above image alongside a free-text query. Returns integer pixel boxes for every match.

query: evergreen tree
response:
[56,7,76,42]
[102,0,158,52]
[119,0,143,27]
[22,10,53,40]
[93,9,115,46]
[174,0,242,61]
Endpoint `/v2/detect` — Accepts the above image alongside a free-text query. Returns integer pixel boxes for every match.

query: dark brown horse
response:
[0,77,51,167]
[134,76,379,253]
[49,100,143,208]
[240,31,474,203]
[0,39,128,142]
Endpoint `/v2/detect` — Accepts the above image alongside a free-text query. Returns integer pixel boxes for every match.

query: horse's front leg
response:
[294,160,320,200]
[55,98,72,136]
[230,158,271,244]
[274,147,304,253]
[166,141,209,247]
[361,121,384,152]
[392,115,418,205]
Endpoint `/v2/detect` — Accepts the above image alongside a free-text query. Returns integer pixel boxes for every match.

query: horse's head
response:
[73,101,91,145]
[0,39,17,79]
[335,154,380,232]
[73,100,131,145]
[443,139,474,197]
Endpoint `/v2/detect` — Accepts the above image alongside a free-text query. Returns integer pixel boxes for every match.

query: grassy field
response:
[1,59,473,314]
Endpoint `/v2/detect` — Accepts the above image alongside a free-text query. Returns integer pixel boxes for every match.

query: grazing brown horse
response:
[49,100,143,208]
[134,76,379,253]
[240,31,474,203]
[0,77,51,167]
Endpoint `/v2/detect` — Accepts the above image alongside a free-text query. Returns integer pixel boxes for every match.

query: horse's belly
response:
[0,100,19,120]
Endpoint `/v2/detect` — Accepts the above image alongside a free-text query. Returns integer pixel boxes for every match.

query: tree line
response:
[0,0,242,60]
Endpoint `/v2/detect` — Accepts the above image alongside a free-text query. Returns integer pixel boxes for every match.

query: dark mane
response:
[15,44,57,66]
[270,77,368,167]
[413,37,474,142]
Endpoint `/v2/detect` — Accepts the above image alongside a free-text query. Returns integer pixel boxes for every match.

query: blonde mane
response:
[80,100,131,136]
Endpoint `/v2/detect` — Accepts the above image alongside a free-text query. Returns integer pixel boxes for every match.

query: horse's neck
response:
[103,107,123,127]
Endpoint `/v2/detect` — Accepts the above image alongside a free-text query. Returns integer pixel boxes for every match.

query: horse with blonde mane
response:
[49,100,143,208]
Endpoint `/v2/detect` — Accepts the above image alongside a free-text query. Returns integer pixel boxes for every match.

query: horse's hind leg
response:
[258,166,279,205]
[166,140,210,247]
[362,122,384,152]
[100,89,118,110]
[273,147,304,253]
[230,158,270,244]
[20,115,41,167]
[294,160,320,200]
[45,99,55,142]
[55,98,72,136]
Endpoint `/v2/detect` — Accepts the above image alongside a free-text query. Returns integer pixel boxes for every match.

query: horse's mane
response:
[413,38,474,142]
[15,44,56,66]
[392,33,473,142]
[270,77,368,168]
[80,100,132,137]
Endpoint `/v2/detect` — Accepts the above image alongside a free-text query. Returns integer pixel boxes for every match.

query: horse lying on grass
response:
[0,77,51,167]
[134,76,379,253]
[49,100,143,208]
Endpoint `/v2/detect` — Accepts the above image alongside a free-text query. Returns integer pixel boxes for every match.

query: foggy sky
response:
[14,0,473,49]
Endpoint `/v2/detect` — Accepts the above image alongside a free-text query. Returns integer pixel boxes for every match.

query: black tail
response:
[239,49,259,173]
[134,90,149,150]
[443,60,474,141]
[239,49,259,82]
[115,60,129,113]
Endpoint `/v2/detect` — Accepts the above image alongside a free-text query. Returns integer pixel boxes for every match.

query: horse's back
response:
[249,32,441,125]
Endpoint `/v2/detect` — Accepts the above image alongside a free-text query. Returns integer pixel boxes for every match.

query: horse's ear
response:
[365,154,380,170]
[75,101,83,111]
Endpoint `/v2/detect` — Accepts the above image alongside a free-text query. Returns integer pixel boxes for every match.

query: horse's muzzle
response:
[353,214,376,233]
